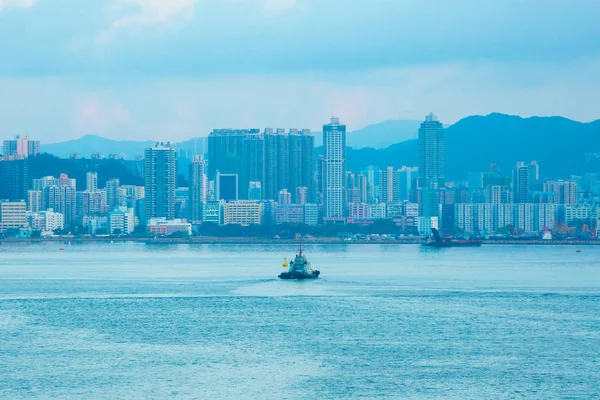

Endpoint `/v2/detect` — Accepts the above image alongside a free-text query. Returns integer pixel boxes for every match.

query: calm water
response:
[1,242,599,399]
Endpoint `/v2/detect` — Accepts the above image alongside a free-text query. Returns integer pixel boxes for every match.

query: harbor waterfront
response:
[1,242,599,399]
[3,236,600,245]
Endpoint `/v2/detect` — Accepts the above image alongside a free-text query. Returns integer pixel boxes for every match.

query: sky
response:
[0,0,599,143]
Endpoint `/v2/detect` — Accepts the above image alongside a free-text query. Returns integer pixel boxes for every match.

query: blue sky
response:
[0,0,599,142]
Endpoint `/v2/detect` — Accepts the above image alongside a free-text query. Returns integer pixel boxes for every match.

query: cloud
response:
[0,0,35,10]
[96,0,198,45]
[263,0,297,15]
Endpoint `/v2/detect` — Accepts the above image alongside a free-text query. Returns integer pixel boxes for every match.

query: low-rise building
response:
[223,201,262,226]
[0,200,27,232]
[147,218,192,236]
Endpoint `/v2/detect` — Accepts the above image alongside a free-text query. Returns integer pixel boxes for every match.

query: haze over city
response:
[1,0,599,142]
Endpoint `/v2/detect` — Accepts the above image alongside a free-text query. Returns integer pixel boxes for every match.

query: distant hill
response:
[345,113,600,180]
[41,135,209,160]
[314,119,421,148]
[42,135,156,159]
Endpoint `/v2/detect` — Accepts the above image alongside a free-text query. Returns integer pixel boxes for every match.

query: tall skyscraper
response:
[145,143,177,221]
[513,161,536,203]
[322,117,346,222]
[418,113,444,218]
[3,135,40,158]
[86,172,98,193]
[189,155,208,222]
[418,113,445,188]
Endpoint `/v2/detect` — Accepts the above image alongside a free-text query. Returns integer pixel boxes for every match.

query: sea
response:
[1,242,599,399]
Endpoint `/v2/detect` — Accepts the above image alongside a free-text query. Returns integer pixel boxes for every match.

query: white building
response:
[0,200,27,232]
[404,202,420,217]
[386,202,404,219]
[455,203,474,233]
[565,204,596,226]
[322,117,346,223]
[27,190,42,212]
[223,201,262,226]
[147,218,192,236]
[107,207,135,235]
[28,209,65,232]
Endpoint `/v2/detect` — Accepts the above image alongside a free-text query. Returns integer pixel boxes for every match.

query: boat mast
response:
[299,237,303,256]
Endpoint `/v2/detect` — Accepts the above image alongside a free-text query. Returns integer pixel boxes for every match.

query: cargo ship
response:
[279,240,320,280]
[423,228,482,248]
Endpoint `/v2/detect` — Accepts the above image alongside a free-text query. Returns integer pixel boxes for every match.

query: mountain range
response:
[344,113,600,180]
[36,113,600,180]
[40,119,422,159]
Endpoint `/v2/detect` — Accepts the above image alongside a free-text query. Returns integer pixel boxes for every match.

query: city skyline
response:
[0,112,597,240]
[0,1,599,142]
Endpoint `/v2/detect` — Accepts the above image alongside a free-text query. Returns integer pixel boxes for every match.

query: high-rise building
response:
[356,174,367,204]
[105,178,121,210]
[543,180,577,205]
[3,135,40,158]
[32,176,59,191]
[418,113,445,189]
[316,155,326,204]
[276,129,290,198]
[378,166,394,203]
[86,172,98,193]
[27,190,42,212]
[418,113,444,217]
[278,189,292,205]
[295,186,308,205]
[208,129,253,195]
[0,158,28,201]
[242,133,265,200]
[44,185,76,226]
[364,166,379,204]
[397,166,418,202]
[322,117,346,222]
[513,161,537,203]
[485,185,511,204]
[145,143,177,221]
[189,155,208,222]
[300,130,315,203]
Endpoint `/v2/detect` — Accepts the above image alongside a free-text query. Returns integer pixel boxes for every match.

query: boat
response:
[278,240,320,280]
[423,228,482,248]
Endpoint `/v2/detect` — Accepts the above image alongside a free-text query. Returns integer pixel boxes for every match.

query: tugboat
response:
[279,240,320,280]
